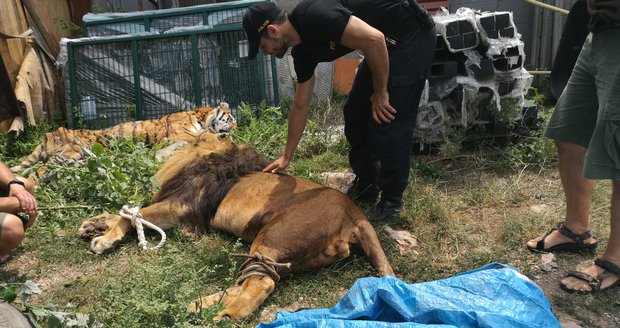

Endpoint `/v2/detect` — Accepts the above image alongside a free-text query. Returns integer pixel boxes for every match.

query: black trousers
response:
[343,26,436,203]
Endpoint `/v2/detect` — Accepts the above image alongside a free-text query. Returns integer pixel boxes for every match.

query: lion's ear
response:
[217,133,229,140]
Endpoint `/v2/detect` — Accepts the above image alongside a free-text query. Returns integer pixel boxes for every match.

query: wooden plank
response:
[0,0,28,87]
[21,0,74,57]
[14,45,42,125]
[70,0,93,28]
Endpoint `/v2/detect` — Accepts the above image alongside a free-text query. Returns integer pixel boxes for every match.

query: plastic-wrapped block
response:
[458,19,476,34]
[492,55,523,72]
[445,21,460,36]
[479,16,496,36]
[495,13,511,30]
[477,11,518,42]
[492,47,523,72]
[495,69,533,99]
[521,100,539,128]
[435,35,448,51]
[497,80,516,97]
[434,7,480,53]
[431,61,459,78]
[444,23,478,51]
[462,57,494,78]
[415,100,449,143]
[450,86,464,106]
[433,36,454,61]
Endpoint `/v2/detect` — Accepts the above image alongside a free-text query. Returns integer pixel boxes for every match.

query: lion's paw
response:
[213,313,232,322]
[187,292,224,313]
[90,235,118,255]
[77,214,111,241]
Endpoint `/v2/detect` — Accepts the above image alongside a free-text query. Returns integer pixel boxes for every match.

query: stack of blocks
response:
[415,7,534,145]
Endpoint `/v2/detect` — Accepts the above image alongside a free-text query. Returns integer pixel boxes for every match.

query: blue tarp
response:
[258,263,561,328]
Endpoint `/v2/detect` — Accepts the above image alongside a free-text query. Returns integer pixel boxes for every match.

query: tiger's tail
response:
[10,143,46,172]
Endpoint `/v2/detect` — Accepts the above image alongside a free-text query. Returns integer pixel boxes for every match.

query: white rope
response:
[119,205,167,251]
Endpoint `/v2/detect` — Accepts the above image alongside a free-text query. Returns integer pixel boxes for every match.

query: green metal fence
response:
[83,0,265,37]
[159,0,234,9]
[64,24,278,129]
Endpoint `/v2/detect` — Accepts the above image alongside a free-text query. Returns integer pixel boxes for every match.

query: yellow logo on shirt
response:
[329,41,336,50]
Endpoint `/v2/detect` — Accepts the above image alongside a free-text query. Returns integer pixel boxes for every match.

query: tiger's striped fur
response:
[10,103,236,173]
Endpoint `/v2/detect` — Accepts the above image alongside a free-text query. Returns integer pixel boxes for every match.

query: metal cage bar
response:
[83,0,266,36]
[65,24,278,128]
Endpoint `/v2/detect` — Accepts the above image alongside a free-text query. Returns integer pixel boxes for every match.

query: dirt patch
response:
[259,288,349,323]
[529,254,620,328]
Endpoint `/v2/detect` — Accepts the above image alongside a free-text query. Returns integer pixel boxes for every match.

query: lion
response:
[77,132,394,321]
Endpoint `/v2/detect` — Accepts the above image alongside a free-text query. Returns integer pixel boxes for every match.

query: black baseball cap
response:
[243,2,281,60]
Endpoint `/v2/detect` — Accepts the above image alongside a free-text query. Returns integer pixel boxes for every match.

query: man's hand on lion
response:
[263,155,290,174]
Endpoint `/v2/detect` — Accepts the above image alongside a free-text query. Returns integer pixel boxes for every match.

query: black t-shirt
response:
[588,0,620,30]
[289,0,419,83]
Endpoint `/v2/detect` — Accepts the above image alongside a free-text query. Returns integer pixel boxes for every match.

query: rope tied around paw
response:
[119,205,167,251]
[230,253,291,285]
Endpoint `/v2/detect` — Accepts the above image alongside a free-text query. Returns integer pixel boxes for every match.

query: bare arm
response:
[0,161,38,223]
[0,161,18,188]
[340,16,395,124]
[263,74,316,173]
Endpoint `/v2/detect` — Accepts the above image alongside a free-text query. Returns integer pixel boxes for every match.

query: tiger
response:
[10,102,237,173]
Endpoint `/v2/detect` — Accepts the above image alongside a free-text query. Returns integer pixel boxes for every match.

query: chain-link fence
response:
[62,24,277,129]
[63,0,278,129]
[83,0,265,36]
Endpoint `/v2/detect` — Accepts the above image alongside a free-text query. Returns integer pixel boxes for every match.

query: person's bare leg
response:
[0,215,26,258]
[561,180,620,291]
[527,140,597,249]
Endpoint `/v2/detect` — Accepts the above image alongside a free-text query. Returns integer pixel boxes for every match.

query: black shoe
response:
[365,200,403,221]
[346,178,379,205]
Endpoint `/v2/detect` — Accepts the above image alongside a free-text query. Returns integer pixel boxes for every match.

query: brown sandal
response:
[527,222,598,253]
[561,258,620,293]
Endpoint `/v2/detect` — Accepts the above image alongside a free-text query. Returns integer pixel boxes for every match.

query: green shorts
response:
[544,27,620,180]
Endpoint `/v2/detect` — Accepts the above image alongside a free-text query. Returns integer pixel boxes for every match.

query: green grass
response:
[1,88,618,327]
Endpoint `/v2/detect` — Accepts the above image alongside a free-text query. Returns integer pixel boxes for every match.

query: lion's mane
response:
[152,144,271,232]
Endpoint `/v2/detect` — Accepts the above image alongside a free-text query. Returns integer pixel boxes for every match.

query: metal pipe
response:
[522,0,569,15]
[528,70,552,75]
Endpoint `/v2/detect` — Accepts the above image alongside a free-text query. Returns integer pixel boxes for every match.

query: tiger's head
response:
[193,102,237,135]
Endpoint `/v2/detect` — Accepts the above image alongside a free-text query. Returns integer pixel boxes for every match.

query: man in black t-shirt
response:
[243,0,436,220]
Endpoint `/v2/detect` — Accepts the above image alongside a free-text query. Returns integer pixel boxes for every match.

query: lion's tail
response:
[355,215,395,277]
